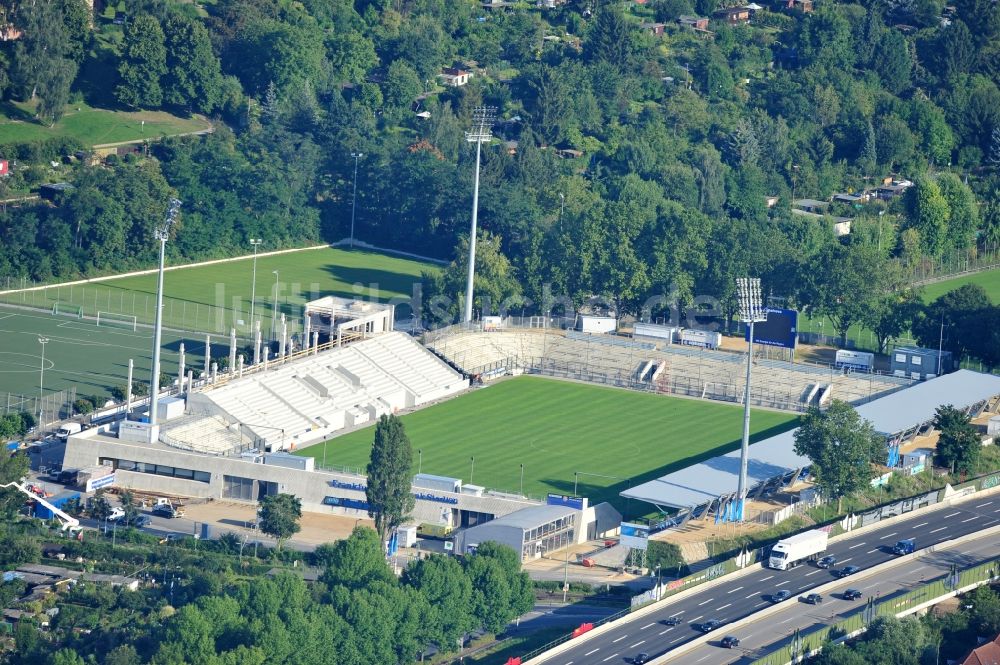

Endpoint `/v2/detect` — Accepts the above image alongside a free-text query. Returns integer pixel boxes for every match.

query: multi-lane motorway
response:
[671,534,1000,664]
[535,493,1000,665]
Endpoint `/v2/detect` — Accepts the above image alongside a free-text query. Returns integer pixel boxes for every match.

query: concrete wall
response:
[62,430,540,520]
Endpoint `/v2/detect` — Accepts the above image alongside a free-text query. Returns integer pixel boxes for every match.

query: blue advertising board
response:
[546,494,587,511]
[745,307,798,349]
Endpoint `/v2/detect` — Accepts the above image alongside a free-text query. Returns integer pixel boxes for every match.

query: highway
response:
[534,493,1000,665]
[669,534,1000,665]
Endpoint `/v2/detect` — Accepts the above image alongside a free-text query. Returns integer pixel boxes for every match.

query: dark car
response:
[661,616,682,626]
[127,515,151,528]
[802,593,823,605]
[771,589,792,603]
[842,588,863,600]
[697,619,723,633]
[835,565,861,578]
[720,636,740,649]
[816,555,837,569]
[153,504,178,518]
[633,654,651,665]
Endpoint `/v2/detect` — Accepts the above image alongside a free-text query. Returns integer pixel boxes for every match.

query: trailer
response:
[835,350,874,371]
[680,329,722,350]
[76,466,116,492]
[768,529,828,570]
[577,315,617,334]
[633,322,677,343]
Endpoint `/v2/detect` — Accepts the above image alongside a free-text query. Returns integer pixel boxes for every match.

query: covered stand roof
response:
[622,370,1000,510]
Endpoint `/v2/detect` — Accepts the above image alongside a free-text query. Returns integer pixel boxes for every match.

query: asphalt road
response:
[535,494,1000,665]
[670,535,1000,665]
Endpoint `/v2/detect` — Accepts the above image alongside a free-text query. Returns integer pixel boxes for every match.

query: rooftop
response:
[622,370,1000,510]
[473,504,578,530]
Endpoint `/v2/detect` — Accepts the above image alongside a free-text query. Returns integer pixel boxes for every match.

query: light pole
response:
[877,210,885,253]
[350,153,363,248]
[470,456,475,484]
[149,199,181,428]
[249,239,262,330]
[937,313,945,376]
[558,193,565,234]
[735,277,766,522]
[37,337,49,423]
[463,107,496,323]
[520,463,524,496]
[418,449,423,475]
[270,270,280,342]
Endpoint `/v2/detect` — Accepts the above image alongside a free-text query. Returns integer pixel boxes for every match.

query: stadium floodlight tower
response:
[463,106,496,323]
[735,277,767,521]
[149,198,182,428]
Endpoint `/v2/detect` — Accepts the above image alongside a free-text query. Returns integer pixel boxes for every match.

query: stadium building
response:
[621,369,1000,521]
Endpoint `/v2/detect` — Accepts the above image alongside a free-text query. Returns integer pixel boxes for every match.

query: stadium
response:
[55,290,1000,561]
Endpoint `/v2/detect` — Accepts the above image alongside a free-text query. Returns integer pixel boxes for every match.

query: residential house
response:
[481,0,514,10]
[791,208,853,237]
[765,195,779,208]
[831,191,870,205]
[713,6,751,24]
[961,633,1000,665]
[439,67,471,87]
[640,22,666,36]
[792,198,829,214]
[557,148,584,159]
[783,0,813,11]
[874,177,913,201]
[678,15,710,30]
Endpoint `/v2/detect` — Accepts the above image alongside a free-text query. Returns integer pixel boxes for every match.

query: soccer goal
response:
[96,311,138,331]
[51,302,83,318]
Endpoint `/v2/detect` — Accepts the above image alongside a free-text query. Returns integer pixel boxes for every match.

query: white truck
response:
[768,529,828,570]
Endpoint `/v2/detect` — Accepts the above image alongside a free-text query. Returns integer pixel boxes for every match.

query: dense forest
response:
[0,0,999,358]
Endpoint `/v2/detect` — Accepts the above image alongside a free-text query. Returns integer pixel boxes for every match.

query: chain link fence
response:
[1,388,77,430]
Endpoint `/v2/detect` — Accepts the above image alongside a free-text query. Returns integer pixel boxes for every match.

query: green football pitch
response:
[0,306,206,404]
[921,267,1000,303]
[0,247,434,338]
[296,376,797,512]
[0,247,434,402]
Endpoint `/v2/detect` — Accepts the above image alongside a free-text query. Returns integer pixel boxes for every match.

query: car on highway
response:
[816,555,837,569]
[835,565,861,578]
[633,653,650,664]
[696,619,723,632]
[770,589,792,603]
[661,616,682,626]
[842,588,863,600]
[802,593,823,604]
[720,636,741,649]
[125,515,151,528]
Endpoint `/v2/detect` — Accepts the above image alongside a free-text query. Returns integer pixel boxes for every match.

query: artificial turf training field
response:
[0,247,435,338]
[0,247,434,401]
[297,376,798,513]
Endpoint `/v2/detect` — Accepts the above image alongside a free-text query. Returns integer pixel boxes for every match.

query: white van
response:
[56,423,82,441]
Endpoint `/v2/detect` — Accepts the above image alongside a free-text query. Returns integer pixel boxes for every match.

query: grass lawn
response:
[296,376,797,513]
[0,100,210,147]
[0,246,436,337]
[921,267,1000,303]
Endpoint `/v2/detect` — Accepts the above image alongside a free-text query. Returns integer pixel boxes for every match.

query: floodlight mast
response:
[463,107,496,324]
[735,277,766,521]
[149,198,181,428]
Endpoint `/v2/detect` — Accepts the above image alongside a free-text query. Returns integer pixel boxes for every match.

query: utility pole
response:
[558,193,565,234]
[938,313,945,376]
[249,238,262,331]
[149,199,181,427]
[37,337,48,423]
[350,153,363,248]
[463,107,496,323]
[735,278,766,522]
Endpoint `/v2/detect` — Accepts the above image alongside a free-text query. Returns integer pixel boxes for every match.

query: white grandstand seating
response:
[186,332,468,450]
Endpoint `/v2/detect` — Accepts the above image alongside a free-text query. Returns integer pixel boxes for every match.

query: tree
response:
[968,584,1000,635]
[937,173,978,252]
[912,284,992,361]
[88,492,113,521]
[381,60,422,114]
[327,32,378,85]
[586,6,643,70]
[793,400,884,512]
[936,20,976,79]
[119,489,140,526]
[933,405,981,474]
[163,14,225,114]
[11,0,77,123]
[402,554,474,649]
[257,492,302,549]
[863,288,921,354]
[903,177,950,258]
[320,526,395,589]
[365,415,415,544]
[0,451,29,519]
[116,14,168,108]
[463,542,533,634]
[874,29,912,94]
